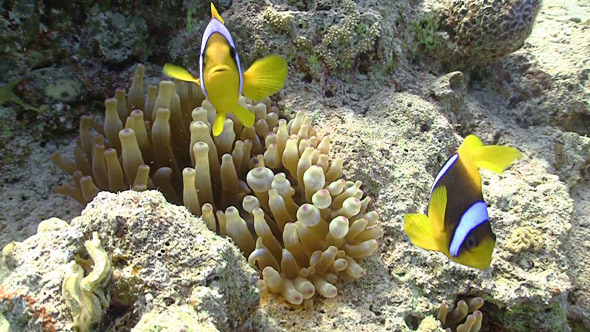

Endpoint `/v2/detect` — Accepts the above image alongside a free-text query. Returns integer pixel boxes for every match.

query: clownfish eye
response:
[466,237,477,250]
[229,46,236,59]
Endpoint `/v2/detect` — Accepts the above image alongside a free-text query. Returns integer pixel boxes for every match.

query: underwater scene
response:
[0,0,589,331]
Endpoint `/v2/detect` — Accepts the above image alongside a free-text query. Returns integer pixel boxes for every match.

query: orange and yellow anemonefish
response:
[163,3,288,136]
[404,135,523,269]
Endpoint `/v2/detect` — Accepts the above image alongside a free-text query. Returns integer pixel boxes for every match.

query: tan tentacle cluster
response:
[52,63,383,306]
[438,297,485,332]
[52,64,205,204]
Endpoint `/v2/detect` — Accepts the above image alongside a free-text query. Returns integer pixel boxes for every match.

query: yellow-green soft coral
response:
[62,232,112,332]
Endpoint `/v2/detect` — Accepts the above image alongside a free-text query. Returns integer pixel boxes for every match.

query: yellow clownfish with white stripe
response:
[163,3,288,136]
[404,135,522,270]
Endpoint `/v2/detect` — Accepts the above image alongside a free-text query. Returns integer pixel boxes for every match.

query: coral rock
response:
[441,0,542,68]
[0,190,259,331]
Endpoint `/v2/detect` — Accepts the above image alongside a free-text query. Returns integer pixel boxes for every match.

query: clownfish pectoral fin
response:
[404,213,440,251]
[471,145,523,174]
[242,55,288,101]
[428,185,447,235]
[163,63,201,85]
[233,104,255,129]
[212,112,227,136]
[404,185,447,252]
[211,2,225,24]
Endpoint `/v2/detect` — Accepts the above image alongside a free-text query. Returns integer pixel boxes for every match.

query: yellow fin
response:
[458,135,484,156]
[242,55,288,101]
[212,112,226,136]
[163,63,200,85]
[211,2,225,24]
[471,146,523,174]
[404,214,439,251]
[428,185,447,234]
[233,104,255,128]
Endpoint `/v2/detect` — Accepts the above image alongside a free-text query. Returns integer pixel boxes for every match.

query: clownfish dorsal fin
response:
[211,2,225,24]
[242,55,288,101]
[403,186,447,252]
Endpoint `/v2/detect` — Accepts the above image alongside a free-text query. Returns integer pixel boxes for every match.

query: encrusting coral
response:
[438,297,484,332]
[51,63,383,306]
[62,232,112,332]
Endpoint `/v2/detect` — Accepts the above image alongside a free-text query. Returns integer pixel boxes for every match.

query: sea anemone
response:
[438,297,485,332]
[51,63,383,306]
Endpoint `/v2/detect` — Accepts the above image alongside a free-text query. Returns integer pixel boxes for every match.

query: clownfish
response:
[404,135,523,269]
[163,3,288,136]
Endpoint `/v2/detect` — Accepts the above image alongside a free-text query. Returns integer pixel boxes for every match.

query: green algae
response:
[0,78,38,112]
[410,12,441,60]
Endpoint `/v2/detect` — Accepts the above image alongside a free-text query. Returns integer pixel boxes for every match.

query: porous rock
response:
[0,190,259,331]
[88,7,150,64]
[483,5,590,137]
[430,71,467,114]
[440,0,542,68]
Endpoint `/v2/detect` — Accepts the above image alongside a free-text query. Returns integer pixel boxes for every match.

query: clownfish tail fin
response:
[472,145,523,174]
[459,135,523,174]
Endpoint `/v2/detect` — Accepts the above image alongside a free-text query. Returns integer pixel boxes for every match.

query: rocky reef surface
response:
[1,0,589,331]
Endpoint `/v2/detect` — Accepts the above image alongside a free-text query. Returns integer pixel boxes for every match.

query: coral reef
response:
[0,190,259,331]
[1,0,588,331]
[51,63,383,305]
[88,7,150,64]
[432,0,542,69]
[255,0,383,80]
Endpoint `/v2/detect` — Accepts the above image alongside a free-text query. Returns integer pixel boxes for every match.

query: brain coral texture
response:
[443,0,542,65]
[51,64,383,306]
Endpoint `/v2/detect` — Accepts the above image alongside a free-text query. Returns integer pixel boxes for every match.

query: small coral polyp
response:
[52,63,383,305]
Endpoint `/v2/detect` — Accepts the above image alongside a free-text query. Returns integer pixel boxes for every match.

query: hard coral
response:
[317,0,381,71]
[52,63,383,306]
[263,0,381,76]
[441,0,541,68]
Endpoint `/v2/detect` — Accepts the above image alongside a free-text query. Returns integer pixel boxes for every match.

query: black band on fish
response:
[431,153,459,194]
[449,201,489,257]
